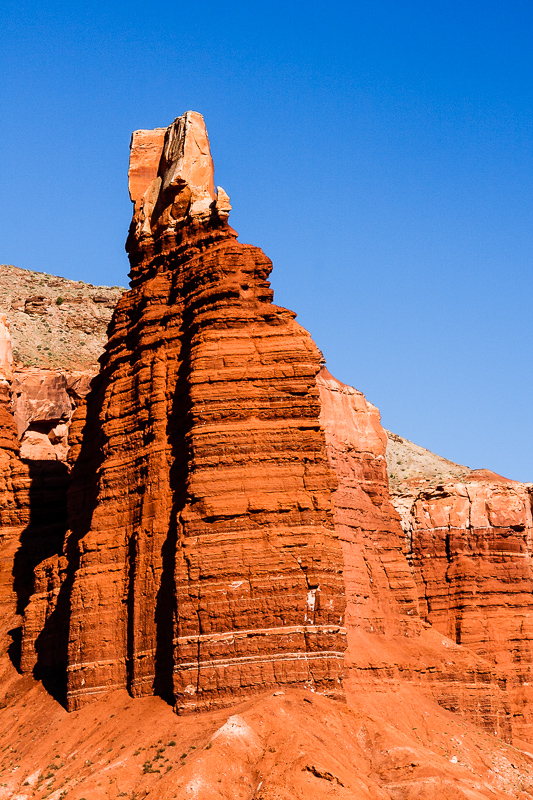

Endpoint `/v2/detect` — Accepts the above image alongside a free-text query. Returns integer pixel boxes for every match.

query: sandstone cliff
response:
[0,264,123,462]
[2,348,533,796]
[0,295,101,683]
[0,317,69,685]
[388,431,533,743]
[27,112,347,713]
[317,371,518,741]
[15,113,532,745]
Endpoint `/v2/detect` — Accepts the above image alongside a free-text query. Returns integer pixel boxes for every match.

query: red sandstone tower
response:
[63,111,347,711]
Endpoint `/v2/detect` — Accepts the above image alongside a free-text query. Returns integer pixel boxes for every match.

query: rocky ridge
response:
[0,265,123,461]
[386,429,470,490]
[0,263,124,370]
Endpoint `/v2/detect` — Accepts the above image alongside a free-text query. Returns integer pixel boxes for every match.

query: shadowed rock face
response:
[57,111,347,712]
[0,319,69,696]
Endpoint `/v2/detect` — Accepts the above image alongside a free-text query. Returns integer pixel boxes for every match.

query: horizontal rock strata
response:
[52,111,347,712]
[318,368,421,636]
[402,471,533,741]
[319,370,516,740]
[0,319,69,665]
[0,263,124,369]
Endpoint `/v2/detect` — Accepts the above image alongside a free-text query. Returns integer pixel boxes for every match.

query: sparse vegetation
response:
[0,264,124,368]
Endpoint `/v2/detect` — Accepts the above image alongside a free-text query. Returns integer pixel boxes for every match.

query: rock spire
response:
[126,111,233,280]
[53,111,347,711]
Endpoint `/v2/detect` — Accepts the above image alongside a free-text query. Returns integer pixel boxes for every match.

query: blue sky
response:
[1,0,532,480]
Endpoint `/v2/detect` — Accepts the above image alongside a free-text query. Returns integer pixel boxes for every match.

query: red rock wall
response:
[318,371,517,740]
[405,472,533,741]
[14,110,531,746]
[0,320,70,675]
[0,408,27,626]
[317,368,420,635]
[60,112,346,712]
[0,317,42,628]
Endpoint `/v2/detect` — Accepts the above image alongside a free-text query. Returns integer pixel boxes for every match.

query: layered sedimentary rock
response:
[318,370,516,739]
[0,315,15,451]
[0,263,124,370]
[0,315,23,621]
[0,264,111,461]
[397,471,533,741]
[54,111,346,712]
[318,369,420,635]
[13,110,533,753]
[12,368,95,461]
[0,270,109,648]
[0,317,70,689]
[0,315,66,648]
[0,316,91,650]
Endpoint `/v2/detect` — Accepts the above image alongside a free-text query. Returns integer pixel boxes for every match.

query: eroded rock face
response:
[0,318,25,624]
[12,110,533,753]
[0,321,69,662]
[12,368,95,460]
[0,314,13,382]
[52,112,347,712]
[386,434,533,741]
[318,369,420,636]
[402,471,533,741]
[0,264,124,370]
[0,314,16,454]
[318,371,515,740]
[126,111,231,269]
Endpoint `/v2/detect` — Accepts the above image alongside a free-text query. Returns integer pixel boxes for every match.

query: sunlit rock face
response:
[318,368,421,639]
[317,371,515,742]
[402,471,533,741]
[0,319,69,675]
[45,111,348,712]
[126,110,232,279]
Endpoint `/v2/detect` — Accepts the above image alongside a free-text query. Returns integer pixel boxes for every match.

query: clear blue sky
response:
[2,0,532,480]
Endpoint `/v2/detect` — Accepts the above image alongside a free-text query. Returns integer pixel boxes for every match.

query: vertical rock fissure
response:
[126,529,137,695]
